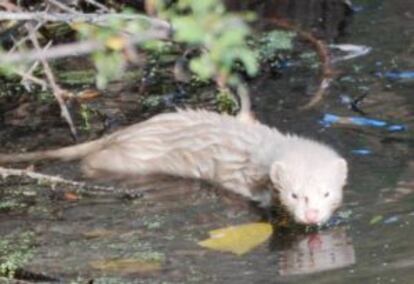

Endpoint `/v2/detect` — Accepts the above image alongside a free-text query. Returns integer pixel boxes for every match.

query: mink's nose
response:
[305,209,319,224]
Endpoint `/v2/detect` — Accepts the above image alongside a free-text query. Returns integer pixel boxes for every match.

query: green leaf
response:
[237,49,259,76]
[172,17,205,43]
[190,55,215,79]
[93,51,125,89]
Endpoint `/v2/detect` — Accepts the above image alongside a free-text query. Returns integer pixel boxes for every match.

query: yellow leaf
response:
[198,222,273,256]
[90,258,161,274]
[106,36,126,50]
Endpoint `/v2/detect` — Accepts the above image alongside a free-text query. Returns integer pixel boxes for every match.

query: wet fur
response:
[0,109,347,224]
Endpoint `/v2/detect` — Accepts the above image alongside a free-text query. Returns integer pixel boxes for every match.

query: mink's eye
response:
[291,193,298,199]
[324,192,330,198]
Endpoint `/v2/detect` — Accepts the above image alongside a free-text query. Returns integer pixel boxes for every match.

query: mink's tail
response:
[0,139,103,164]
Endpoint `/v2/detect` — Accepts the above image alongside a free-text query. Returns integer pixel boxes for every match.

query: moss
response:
[36,91,55,103]
[57,69,96,85]
[143,215,164,230]
[258,30,296,61]
[216,89,236,114]
[131,251,165,262]
[0,200,21,212]
[142,95,163,108]
[80,104,93,130]
[0,231,36,279]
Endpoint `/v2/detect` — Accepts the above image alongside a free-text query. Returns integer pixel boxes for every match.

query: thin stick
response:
[18,41,52,90]
[0,12,171,29]
[47,0,81,14]
[26,24,78,138]
[16,70,48,89]
[267,18,335,109]
[0,29,169,64]
[85,0,111,12]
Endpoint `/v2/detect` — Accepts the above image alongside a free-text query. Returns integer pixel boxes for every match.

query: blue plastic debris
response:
[383,216,399,224]
[387,124,406,132]
[351,149,372,155]
[321,113,406,132]
[383,71,414,81]
[340,95,353,105]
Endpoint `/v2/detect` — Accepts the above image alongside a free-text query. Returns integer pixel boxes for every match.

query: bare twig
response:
[26,23,78,138]
[296,27,335,109]
[16,70,48,89]
[267,18,335,109]
[47,0,81,14]
[0,29,170,64]
[8,22,43,53]
[0,12,171,30]
[85,0,111,13]
[18,41,52,90]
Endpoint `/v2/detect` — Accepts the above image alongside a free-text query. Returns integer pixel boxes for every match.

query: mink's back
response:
[82,110,284,197]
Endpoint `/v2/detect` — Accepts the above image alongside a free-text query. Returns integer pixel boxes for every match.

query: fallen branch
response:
[0,166,138,197]
[0,11,171,30]
[0,29,170,64]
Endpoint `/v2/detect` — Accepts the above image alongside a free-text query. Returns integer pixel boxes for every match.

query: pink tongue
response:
[307,234,323,250]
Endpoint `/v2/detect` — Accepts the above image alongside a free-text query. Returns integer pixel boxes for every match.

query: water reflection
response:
[275,227,355,275]
[382,160,414,204]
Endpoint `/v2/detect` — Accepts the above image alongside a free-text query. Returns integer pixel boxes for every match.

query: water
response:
[0,0,413,283]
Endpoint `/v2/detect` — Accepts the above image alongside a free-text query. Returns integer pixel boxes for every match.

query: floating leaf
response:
[198,223,273,255]
[89,258,161,274]
[64,192,80,201]
[369,215,383,225]
[75,89,101,103]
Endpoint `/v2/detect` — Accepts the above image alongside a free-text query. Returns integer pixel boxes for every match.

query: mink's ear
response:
[336,158,348,185]
[269,161,285,187]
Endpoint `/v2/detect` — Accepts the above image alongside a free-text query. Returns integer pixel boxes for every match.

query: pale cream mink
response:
[0,109,348,225]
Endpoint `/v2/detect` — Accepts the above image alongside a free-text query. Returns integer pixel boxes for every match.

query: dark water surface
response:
[0,0,413,283]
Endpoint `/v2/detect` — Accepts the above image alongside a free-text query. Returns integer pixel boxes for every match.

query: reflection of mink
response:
[0,109,347,225]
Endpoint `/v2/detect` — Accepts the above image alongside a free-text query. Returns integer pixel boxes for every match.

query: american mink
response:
[0,109,347,225]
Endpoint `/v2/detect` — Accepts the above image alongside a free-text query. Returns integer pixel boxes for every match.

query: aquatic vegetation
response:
[0,232,36,279]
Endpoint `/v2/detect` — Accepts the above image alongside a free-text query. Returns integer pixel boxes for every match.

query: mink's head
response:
[269,139,348,225]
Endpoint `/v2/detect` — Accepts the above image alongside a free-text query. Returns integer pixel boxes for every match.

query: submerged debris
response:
[383,215,400,224]
[351,149,372,155]
[321,113,406,132]
[330,44,372,62]
[381,71,414,82]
